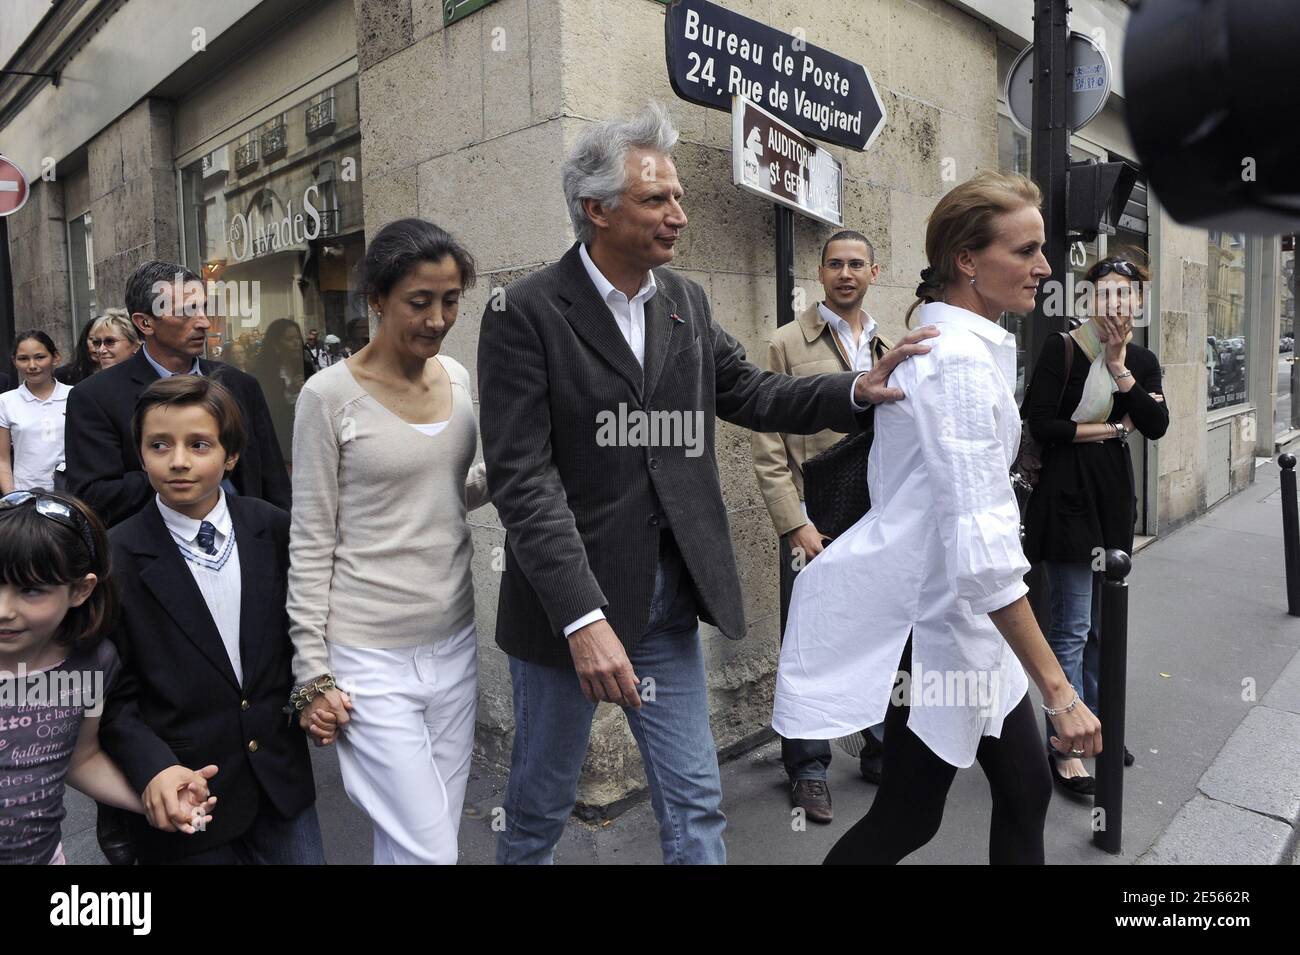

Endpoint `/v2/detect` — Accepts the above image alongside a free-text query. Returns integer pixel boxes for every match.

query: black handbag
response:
[1011,331,1073,520]
[803,426,874,540]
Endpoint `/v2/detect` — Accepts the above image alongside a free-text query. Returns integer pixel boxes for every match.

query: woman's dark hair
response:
[54,322,98,386]
[261,318,303,358]
[363,218,477,301]
[13,329,60,360]
[131,374,247,461]
[1084,246,1151,286]
[0,491,115,649]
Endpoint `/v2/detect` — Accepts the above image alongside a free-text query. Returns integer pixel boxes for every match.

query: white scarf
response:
[1068,320,1132,424]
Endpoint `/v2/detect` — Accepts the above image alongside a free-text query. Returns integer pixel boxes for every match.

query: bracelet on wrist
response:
[283,674,337,718]
[1042,693,1081,717]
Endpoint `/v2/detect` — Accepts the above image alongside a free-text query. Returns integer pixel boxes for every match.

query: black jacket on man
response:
[64,348,291,526]
[478,242,872,668]
[98,495,314,863]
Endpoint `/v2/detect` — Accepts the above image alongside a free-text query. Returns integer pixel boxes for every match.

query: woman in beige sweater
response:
[286,218,489,865]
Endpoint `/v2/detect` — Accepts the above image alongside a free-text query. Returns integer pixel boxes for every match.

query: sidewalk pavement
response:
[63,460,1300,864]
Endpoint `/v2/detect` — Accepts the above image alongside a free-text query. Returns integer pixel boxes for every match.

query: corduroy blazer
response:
[477,243,871,667]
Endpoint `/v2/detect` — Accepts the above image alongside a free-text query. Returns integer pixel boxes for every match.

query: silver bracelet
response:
[1042,693,1081,716]
[1112,369,1133,381]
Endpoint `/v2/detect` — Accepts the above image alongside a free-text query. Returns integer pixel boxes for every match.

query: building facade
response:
[0,0,1285,806]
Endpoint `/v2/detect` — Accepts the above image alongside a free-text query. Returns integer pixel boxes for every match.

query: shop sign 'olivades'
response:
[226,183,324,263]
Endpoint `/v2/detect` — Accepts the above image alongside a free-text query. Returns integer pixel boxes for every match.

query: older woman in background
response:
[86,308,141,371]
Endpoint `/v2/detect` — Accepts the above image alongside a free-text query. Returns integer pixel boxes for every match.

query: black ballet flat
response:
[1124,746,1136,768]
[1049,753,1095,798]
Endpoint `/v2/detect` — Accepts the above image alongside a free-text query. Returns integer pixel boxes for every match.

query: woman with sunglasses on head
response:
[0,331,71,495]
[1022,252,1168,798]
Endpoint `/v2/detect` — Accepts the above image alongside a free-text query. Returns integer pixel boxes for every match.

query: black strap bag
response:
[803,423,874,540]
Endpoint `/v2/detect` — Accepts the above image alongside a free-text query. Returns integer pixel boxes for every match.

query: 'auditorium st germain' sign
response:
[664,0,886,152]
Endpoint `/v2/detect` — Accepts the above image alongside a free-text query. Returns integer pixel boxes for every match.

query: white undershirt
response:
[156,490,243,685]
[409,421,449,437]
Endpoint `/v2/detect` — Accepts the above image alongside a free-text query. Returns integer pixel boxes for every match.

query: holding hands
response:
[143,764,219,834]
[301,685,353,746]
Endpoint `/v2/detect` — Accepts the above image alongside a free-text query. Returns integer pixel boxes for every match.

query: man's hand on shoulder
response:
[568,619,642,709]
[853,325,940,405]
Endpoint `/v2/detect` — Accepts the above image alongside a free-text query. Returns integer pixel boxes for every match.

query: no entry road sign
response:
[0,155,30,217]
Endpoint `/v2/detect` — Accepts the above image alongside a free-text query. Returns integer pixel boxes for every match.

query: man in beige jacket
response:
[752,231,891,824]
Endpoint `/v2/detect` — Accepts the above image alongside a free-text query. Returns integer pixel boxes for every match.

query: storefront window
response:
[1276,237,1296,438]
[1206,230,1249,411]
[179,79,368,466]
[67,212,97,337]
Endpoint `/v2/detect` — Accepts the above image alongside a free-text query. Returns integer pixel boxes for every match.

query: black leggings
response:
[824,639,1052,865]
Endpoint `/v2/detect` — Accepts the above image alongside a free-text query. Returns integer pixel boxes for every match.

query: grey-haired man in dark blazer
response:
[479,103,936,864]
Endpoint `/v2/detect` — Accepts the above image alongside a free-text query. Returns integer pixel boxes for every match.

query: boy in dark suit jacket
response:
[99,375,320,864]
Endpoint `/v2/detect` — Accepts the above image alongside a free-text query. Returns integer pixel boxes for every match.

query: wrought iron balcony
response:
[318,208,343,237]
[233,140,259,172]
[261,121,288,161]
[305,95,336,136]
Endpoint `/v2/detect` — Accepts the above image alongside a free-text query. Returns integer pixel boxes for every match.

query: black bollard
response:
[1093,548,1130,855]
[1280,454,1300,616]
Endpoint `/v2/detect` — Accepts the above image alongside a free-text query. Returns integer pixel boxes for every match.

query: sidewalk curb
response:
[1137,647,1300,865]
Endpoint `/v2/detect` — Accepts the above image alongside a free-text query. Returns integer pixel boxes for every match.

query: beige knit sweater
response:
[286,355,489,684]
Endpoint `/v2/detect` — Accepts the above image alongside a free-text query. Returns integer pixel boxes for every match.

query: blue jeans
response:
[496,540,727,865]
[1043,560,1101,751]
[169,802,325,865]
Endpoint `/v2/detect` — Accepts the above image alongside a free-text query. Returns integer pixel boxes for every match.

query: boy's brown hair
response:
[132,374,246,461]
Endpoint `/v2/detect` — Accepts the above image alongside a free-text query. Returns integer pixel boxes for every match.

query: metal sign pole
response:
[775,204,795,329]
[1027,0,1071,376]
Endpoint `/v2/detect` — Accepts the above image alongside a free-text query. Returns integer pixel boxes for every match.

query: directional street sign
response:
[665,0,886,152]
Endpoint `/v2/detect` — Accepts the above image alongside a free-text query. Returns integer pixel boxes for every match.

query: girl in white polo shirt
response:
[0,331,72,493]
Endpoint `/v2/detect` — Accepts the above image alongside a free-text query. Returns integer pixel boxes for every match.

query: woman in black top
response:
[1023,254,1168,797]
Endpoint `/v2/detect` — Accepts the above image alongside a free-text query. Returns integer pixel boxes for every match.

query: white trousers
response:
[329,622,478,865]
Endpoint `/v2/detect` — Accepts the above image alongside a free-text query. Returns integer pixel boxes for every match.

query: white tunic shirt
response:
[772,303,1031,768]
[0,381,71,491]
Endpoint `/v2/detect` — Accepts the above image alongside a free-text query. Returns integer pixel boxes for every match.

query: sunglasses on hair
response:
[1093,260,1140,279]
[0,491,97,562]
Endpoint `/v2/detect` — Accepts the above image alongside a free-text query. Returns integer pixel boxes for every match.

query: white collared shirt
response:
[157,490,243,685]
[818,303,878,373]
[0,381,72,491]
[773,303,1030,768]
[579,242,657,367]
[141,344,202,378]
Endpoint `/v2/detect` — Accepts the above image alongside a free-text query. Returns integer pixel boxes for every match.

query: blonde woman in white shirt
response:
[0,331,72,493]
[287,218,489,865]
[773,172,1102,864]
